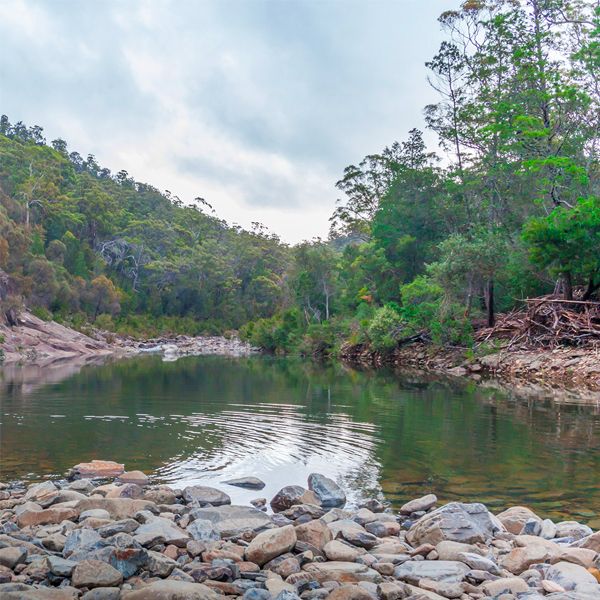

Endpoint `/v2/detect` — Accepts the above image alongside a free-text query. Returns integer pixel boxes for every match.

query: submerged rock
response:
[223,477,266,490]
[68,460,125,480]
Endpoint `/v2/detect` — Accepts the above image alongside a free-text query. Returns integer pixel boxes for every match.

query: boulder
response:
[555,521,593,540]
[63,528,102,557]
[500,543,560,574]
[393,560,469,584]
[271,486,320,512]
[24,481,59,507]
[71,559,123,589]
[0,547,26,569]
[190,505,273,537]
[223,477,266,490]
[435,540,482,561]
[546,560,600,591]
[302,561,382,583]
[400,494,437,514]
[75,497,157,519]
[406,502,504,546]
[308,474,346,508]
[295,519,332,550]
[135,516,189,546]
[246,524,297,566]
[69,460,125,479]
[17,507,78,528]
[146,550,177,577]
[186,518,220,542]
[324,540,363,561]
[496,506,542,535]
[182,485,231,506]
[117,471,149,486]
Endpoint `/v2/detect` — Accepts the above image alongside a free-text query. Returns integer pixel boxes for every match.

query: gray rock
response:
[456,551,501,575]
[407,502,504,546]
[186,518,220,541]
[308,474,346,508]
[223,477,266,490]
[555,522,593,541]
[189,505,273,537]
[182,485,231,506]
[393,560,470,584]
[541,519,558,539]
[546,561,600,592]
[521,518,543,536]
[82,589,121,600]
[243,590,272,600]
[270,486,320,512]
[97,518,140,537]
[135,516,189,546]
[46,555,77,577]
[146,550,177,577]
[80,509,111,521]
[63,528,102,557]
[0,546,27,569]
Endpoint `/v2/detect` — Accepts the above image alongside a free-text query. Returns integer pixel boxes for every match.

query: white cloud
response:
[0,0,449,243]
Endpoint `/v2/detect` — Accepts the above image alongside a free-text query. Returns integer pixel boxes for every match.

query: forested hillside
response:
[1,0,600,353]
[0,118,290,335]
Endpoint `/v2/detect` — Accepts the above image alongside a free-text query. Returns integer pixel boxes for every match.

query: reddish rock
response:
[69,460,125,479]
[17,507,78,528]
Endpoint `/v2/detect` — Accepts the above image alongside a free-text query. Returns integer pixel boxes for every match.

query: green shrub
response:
[367,305,403,352]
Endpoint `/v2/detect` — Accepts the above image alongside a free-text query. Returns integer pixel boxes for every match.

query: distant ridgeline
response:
[0,116,291,336]
[1,1,600,350]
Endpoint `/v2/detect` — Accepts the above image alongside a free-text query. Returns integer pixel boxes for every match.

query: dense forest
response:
[1,0,599,354]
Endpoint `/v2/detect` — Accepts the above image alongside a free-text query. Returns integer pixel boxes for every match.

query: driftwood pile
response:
[476,295,600,348]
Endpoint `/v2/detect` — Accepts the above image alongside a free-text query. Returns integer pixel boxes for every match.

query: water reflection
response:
[1,355,599,523]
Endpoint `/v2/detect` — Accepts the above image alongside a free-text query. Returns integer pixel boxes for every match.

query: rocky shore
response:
[0,462,599,599]
[0,311,256,366]
[340,343,600,392]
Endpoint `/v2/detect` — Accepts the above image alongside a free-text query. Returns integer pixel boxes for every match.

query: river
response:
[1,354,599,525]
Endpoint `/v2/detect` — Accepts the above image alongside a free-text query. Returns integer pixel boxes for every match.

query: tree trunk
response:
[485,278,495,328]
[582,277,599,301]
[562,272,573,301]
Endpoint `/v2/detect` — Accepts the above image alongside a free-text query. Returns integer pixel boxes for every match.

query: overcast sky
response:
[0,0,450,242]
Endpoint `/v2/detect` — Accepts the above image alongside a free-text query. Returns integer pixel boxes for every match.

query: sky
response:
[0,0,450,243]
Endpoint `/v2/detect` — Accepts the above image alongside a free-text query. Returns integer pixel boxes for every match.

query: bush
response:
[367,305,403,352]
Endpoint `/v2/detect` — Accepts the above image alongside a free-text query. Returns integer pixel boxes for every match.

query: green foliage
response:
[367,306,403,353]
[522,196,600,285]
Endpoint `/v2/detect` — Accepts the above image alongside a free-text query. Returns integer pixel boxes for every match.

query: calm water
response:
[1,355,600,524]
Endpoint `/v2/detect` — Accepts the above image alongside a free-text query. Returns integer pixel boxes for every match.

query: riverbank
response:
[340,342,600,392]
[0,462,599,599]
[0,311,255,365]
[3,310,600,393]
